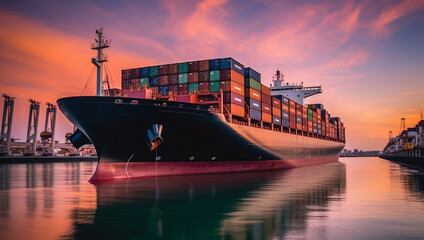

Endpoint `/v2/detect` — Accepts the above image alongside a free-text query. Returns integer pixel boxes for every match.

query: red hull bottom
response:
[90,157,339,182]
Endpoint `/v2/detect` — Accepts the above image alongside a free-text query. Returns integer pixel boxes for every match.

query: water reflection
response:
[0,162,97,240]
[390,163,424,200]
[65,162,346,239]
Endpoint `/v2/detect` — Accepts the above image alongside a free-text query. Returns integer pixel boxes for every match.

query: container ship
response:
[58,29,346,182]
[380,115,424,168]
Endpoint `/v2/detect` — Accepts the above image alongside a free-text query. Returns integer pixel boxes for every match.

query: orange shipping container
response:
[272,107,281,117]
[261,85,271,95]
[262,112,272,123]
[231,70,244,85]
[245,88,261,101]
[224,104,245,117]
[220,81,244,96]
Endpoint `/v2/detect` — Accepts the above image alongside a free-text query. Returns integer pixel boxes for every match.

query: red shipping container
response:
[289,107,295,115]
[272,97,281,108]
[198,82,210,93]
[281,104,289,112]
[261,85,271,95]
[262,112,272,123]
[168,63,178,74]
[220,70,245,86]
[159,75,169,86]
[122,79,130,90]
[198,60,209,71]
[188,61,199,72]
[199,71,210,82]
[245,88,261,101]
[272,107,281,117]
[220,81,244,96]
[289,99,295,106]
[290,120,296,129]
[296,109,302,117]
[122,69,131,80]
[177,84,188,95]
[159,65,169,75]
[224,104,245,117]
[223,92,245,106]
[150,86,159,97]
[303,124,307,132]
[169,74,178,85]
[188,72,199,83]
[262,94,271,105]
[262,103,272,114]
[168,85,178,95]
[289,113,296,121]
[296,123,302,130]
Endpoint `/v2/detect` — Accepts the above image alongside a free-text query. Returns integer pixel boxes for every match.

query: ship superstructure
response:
[270,70,322,105]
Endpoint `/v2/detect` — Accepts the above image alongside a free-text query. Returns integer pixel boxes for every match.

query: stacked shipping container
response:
[121,58,345,142]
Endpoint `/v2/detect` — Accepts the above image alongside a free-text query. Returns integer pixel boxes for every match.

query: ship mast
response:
[91,28,110,96]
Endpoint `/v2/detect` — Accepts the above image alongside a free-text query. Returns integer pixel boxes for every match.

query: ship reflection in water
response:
[67,163,346,239]
[1,158,424,239]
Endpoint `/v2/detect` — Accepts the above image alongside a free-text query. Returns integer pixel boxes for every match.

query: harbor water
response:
[1,157,423,239]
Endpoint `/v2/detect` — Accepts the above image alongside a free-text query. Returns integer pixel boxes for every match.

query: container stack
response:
[261,85,272,123]
[289,99,296,129]
[121,57,345,143]
[272,97,282,126]
[281,96,289,128]
[244,67,262,121]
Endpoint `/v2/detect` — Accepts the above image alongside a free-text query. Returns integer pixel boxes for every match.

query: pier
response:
[0,94,96,159]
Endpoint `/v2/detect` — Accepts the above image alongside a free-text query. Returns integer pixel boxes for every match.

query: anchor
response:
[146,124,163,151]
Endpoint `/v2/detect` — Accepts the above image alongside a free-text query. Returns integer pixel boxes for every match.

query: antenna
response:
[389,130,393,140]
[91,28,111,96]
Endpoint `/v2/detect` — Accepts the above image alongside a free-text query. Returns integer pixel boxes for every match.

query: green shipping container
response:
[245,77,261,92]
[149,66,159,76]
[140,77,149,87]
[178,62,188,73]
[188,83,199,94]
[308,115,313,121]
[308,109,313,115]
[210,81,220,92]
[210,70,220,81]
[178,73,188,84]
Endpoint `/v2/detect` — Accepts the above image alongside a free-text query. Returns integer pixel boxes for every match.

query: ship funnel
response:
[146,124,163,151]
[68,128,92,149]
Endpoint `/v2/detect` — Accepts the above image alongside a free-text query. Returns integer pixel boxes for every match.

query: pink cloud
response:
[372,0,424,37]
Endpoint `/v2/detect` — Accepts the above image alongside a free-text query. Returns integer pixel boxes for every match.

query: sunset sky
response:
[0,0,423,151]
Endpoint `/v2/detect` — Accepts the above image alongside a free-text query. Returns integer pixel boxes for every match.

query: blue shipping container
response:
[296,116,302,124]
[244,67,261,82]
[273,116,281,125]
[149,76,159,87]
[140,67,149,78]
[159,86,169,95]
[220,57,244,75]
[282,111,289,120]
[281,96,289,105]
[282,119,290,127]
[246,98,261,111]
[250,109,261,121]
[209,59,220,70]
